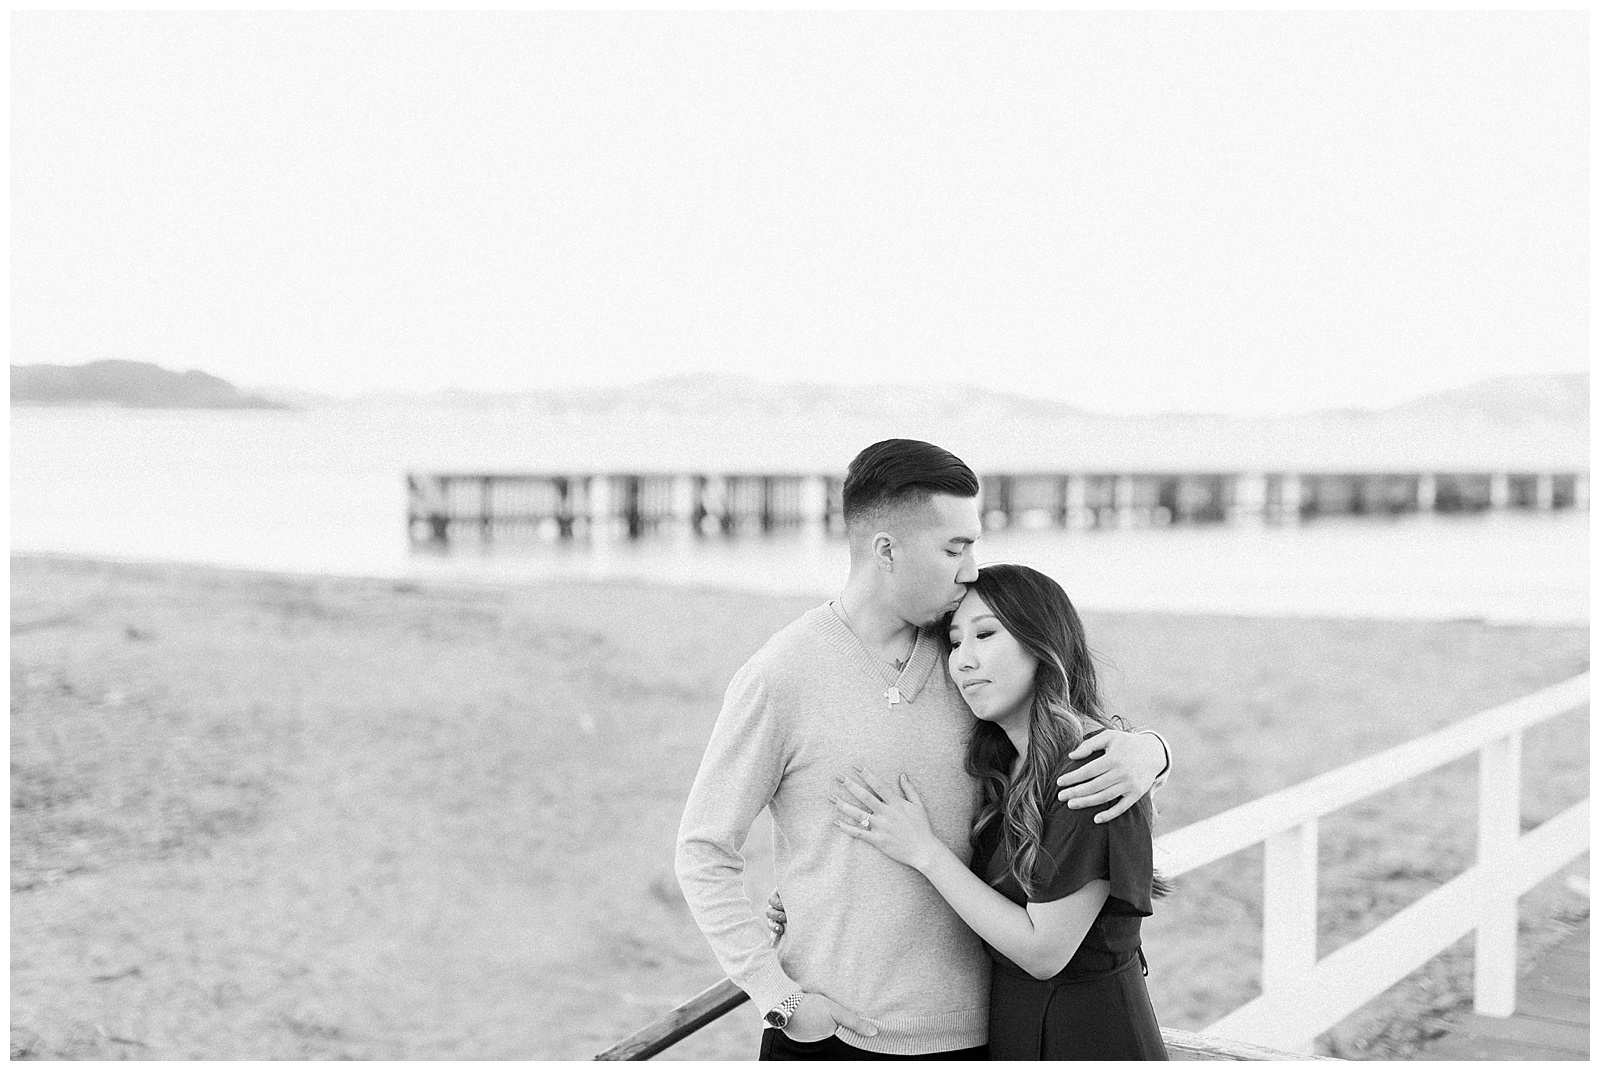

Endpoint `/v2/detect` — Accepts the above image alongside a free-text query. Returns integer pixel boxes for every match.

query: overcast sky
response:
[11,11,1588,415]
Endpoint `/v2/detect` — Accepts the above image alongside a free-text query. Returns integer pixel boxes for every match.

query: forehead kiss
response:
[948,589,1004,640]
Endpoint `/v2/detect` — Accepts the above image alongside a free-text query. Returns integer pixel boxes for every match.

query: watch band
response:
[763,990,804,1029]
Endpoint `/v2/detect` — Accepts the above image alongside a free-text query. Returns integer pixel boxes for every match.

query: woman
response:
[801,563,1168,1059]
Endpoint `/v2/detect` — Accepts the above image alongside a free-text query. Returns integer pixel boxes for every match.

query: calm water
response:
[11,407,1590,624]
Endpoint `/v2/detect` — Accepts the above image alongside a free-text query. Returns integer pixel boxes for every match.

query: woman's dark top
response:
[969,738,1168,1060]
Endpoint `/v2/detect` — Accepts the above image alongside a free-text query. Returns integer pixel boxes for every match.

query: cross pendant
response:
[884,685,902,706]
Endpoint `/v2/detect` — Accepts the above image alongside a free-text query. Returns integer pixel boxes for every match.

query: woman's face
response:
[947,591,1038,734]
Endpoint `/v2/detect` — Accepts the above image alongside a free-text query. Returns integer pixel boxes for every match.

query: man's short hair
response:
[841,439,980,529]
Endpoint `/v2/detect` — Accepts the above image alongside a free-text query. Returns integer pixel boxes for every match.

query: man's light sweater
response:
[675,602,990,1056]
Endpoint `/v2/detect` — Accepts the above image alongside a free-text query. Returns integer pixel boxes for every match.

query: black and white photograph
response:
[10,9,1589,1062]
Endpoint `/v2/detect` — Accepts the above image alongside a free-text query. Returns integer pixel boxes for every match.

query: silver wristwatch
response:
[763,990,804,1029]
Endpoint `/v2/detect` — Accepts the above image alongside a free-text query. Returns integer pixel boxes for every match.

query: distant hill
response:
[12,360,290,410]
[291,372,1090,425]
[259,369,1588,426]
[240,370,1584,472]
[1386,372,1588,425]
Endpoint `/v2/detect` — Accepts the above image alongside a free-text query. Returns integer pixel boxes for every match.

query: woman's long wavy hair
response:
[955,564,1119,899]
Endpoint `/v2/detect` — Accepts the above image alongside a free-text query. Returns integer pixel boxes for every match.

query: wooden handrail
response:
[592,979,1336,1060]
[1162,1027,1341,1060]
[594,979,747,1061]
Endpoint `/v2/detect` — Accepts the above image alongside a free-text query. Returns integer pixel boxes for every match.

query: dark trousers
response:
[759,1029,987,1061]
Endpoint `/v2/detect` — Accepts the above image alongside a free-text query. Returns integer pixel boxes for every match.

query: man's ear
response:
[871,531,895,572]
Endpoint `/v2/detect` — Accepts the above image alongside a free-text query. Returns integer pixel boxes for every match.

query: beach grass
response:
[10,553,1589,1060]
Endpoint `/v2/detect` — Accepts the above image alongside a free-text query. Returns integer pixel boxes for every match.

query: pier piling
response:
[1489,473,1511,511]
[1535,473,1556,511]
[1231,472,1269,523]
[1417,473,1438,512]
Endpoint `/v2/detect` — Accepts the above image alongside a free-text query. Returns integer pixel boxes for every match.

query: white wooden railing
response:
[1153,672,1590,1054]
[597,673,1587,1060]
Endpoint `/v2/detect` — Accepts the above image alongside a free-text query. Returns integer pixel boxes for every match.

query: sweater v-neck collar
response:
[811,600,939,705]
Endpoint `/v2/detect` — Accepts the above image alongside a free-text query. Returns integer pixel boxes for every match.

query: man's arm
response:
[675,663,799,1014]
[1054,728,1170,823]
[674,663,875,1039]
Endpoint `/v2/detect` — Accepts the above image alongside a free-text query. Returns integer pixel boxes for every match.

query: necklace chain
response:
[837,597,912,673]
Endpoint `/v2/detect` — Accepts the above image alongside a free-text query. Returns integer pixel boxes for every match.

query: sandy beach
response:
[10,553,1589,1060]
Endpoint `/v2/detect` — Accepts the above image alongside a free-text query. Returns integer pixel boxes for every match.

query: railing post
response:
[1474,731,1523,1016]
[1262,819,1319,1054]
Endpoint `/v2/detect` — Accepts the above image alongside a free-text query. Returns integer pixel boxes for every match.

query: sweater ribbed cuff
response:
[740,959,803,1018]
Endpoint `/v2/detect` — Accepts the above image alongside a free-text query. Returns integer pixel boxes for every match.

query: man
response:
[675,439,1170,1059]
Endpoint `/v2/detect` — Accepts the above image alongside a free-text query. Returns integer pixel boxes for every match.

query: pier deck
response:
[405,468,1590,546]
[1410,915,1589,1060]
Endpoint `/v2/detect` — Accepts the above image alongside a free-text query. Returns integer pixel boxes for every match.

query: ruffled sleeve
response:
[1031,788,1155,917]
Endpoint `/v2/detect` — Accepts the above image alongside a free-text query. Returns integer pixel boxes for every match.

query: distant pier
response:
[406,469,1589,545]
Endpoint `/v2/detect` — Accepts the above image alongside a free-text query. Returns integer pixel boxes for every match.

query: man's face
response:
[886,493,983,627]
